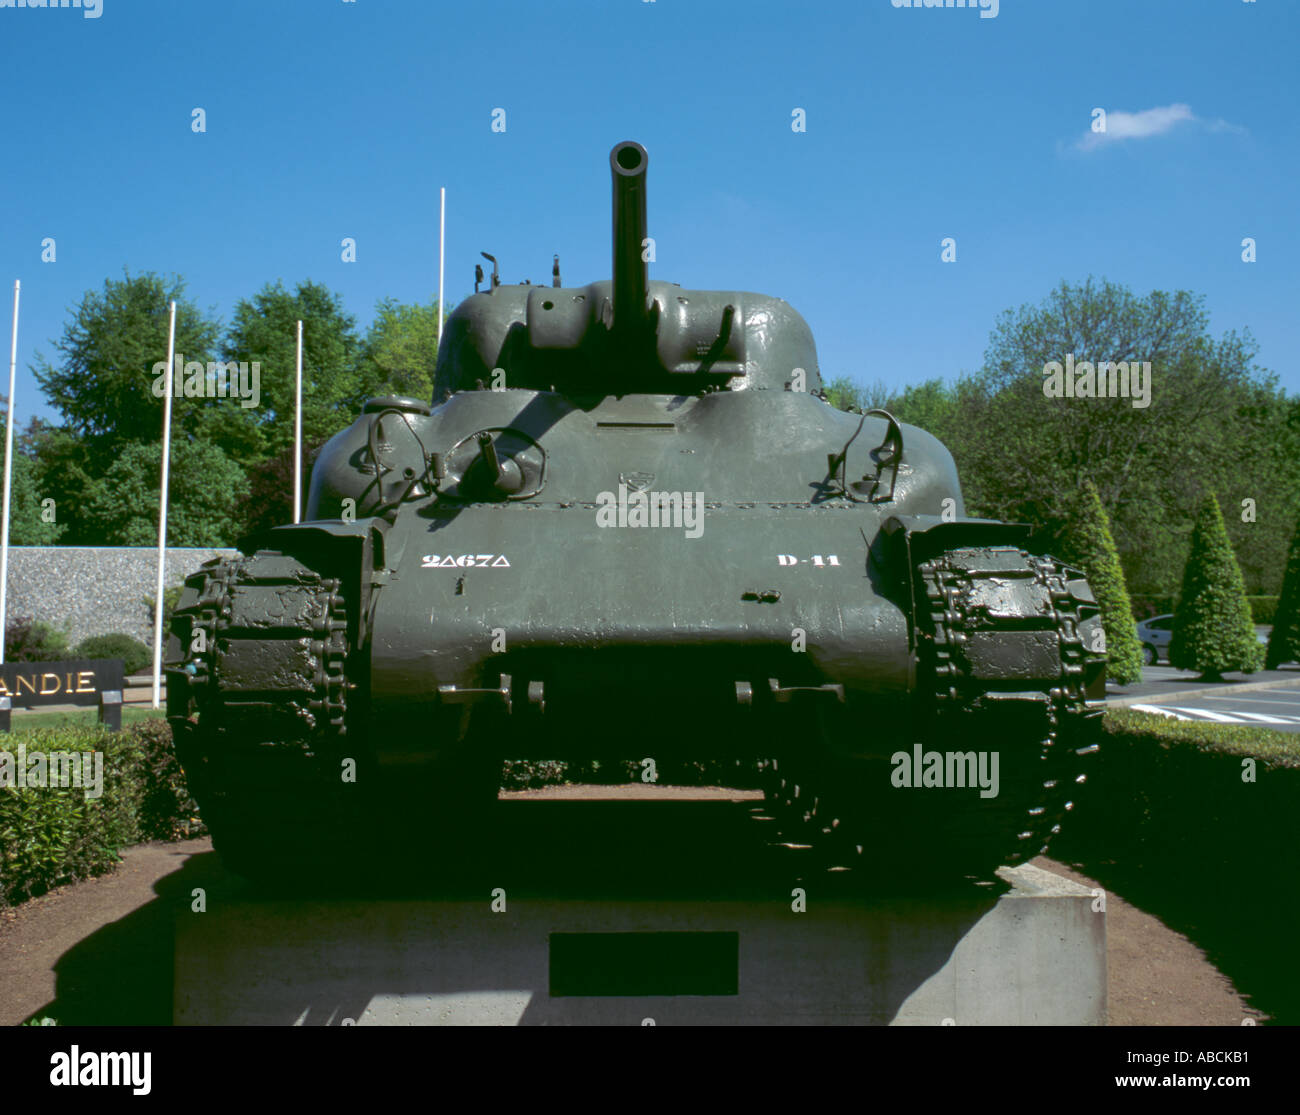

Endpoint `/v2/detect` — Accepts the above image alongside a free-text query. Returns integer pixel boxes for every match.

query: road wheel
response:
[1142,644,1157,666]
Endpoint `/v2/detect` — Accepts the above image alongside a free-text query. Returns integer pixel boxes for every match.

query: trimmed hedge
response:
[1247,595,1279,626]
[1064,709,1300,859]
[1057,708,1300,1021]
[501,758,759,790]
[1098,707,1300,767]
[0,720,204,908]
[1130,594,1276,624]
[1129,594,1177,621]
[73,633,152,676]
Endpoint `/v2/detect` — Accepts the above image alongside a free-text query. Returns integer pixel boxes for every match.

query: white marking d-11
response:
[777,554,841,566]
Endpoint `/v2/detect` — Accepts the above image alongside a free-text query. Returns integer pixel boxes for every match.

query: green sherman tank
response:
[167,141,1105,886]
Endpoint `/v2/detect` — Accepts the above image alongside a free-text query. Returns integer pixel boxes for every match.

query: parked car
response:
[1136,613,1271,666]
[1135,614,1174,665]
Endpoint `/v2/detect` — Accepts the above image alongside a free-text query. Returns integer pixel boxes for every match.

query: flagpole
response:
[294,319,302,524]
[437,187,445,360]
[0,280,20,666]
[151,300,177,709]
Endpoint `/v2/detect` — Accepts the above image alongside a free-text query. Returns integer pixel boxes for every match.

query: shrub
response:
[73,633,152,676]
[1168,495,1263,678]
[500,760,570,790]
[0,725,143,906]
[129,718,204,841]
[499,758,760,790]
[4,616,72,663]
[0,720,204,908]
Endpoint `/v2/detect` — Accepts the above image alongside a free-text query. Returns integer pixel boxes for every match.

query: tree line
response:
[6,271,1298,612]
[4,270,444,546]
[826,277,1300,600]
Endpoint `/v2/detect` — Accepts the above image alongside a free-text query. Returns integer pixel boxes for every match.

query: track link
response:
[761,545,1103,888]
[167,548,369,880]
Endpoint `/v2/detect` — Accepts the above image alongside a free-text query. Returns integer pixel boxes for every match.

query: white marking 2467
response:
[422,554,512,569]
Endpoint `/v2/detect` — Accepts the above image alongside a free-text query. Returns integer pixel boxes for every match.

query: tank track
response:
[760,545,1102,889]
[168,548,370,880]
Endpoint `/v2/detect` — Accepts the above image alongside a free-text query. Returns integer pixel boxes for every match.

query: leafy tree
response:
[1067,481,1143,684]
[824,376,960,441]
[1266,513,1300,668]
[1168,495,1263,679]
[887,378,959,441]
[223,280,362,460]
[949,278,1294,596]
[357,296,448,403]
[239,437,330,539]
[31,271,221,457]
[1211,387,1300,596]
[20,422,96,544]
[0,447,63,545]
[823,376,891,412]
[81,439,248,547]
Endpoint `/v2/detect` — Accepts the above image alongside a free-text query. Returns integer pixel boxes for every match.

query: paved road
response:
[1128,686,1300,730]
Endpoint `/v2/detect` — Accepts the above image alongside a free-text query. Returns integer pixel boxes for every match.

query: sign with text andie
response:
[0,659,124,708]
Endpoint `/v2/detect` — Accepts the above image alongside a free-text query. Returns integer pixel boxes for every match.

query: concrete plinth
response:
[174,862,1104,1025]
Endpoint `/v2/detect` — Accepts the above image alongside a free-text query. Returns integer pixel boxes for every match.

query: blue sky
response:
[1,0,1296,426]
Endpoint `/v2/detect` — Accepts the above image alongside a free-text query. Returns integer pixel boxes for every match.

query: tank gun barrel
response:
[610,140,649,336]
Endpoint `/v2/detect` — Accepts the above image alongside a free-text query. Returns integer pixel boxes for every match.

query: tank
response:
[166,141,1106,887]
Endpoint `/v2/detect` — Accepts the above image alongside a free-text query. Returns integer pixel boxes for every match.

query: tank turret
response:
[433,141,821,399]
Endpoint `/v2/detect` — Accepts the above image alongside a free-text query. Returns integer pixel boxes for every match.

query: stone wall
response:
[4,547,240,650]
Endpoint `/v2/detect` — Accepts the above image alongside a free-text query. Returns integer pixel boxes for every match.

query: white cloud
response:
[1073,103,1241,152]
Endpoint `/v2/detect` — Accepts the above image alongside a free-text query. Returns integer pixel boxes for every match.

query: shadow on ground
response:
[1055,849,1299,1025]
[36,798,997,1025]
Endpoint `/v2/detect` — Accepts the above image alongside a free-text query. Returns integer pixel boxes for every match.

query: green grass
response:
[4,706,165,735]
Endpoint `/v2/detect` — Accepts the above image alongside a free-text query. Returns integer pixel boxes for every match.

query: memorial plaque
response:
[0,659,126,730]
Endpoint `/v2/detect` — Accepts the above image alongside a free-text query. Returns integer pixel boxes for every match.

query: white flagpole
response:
[294,319,303,524]
[0,280,20,666]
[437,187,445,360]
[151,300,177,709]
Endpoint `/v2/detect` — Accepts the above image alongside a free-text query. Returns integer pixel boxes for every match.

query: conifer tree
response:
[1070,480,1143,684]
[1169,495,1263,678]
[1266,512,1300,669]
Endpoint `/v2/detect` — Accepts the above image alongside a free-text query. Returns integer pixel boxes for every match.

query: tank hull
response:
[368,502,914,767]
